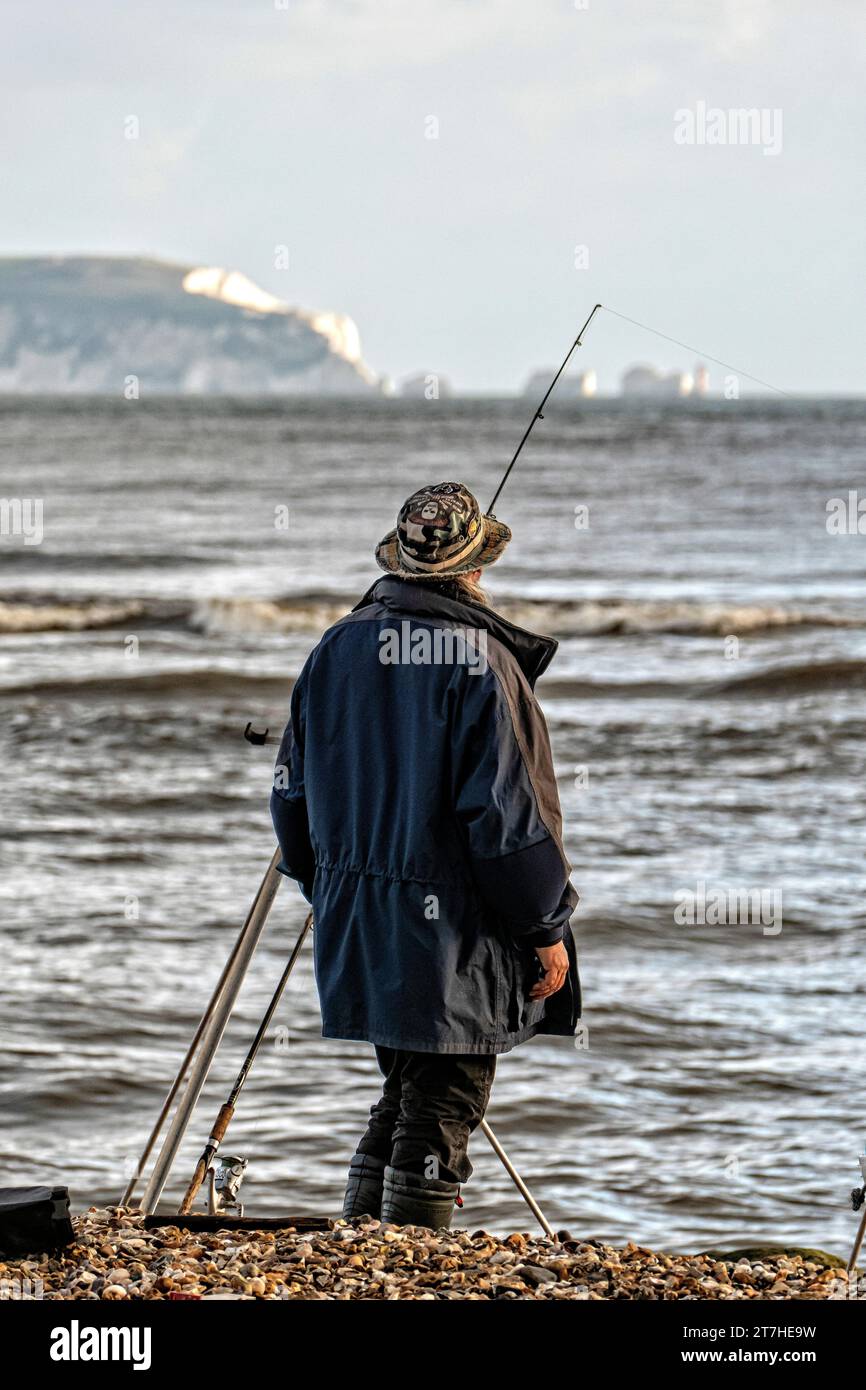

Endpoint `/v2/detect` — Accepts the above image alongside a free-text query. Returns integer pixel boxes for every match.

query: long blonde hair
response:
[402,572,489,607]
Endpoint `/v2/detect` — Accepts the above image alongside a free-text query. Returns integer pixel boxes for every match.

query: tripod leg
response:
[480,1118,557,1242]
[848,1203,866,1276]
[178,912,312,1215]
[119,849,284,1208]
[139,852,284,1215]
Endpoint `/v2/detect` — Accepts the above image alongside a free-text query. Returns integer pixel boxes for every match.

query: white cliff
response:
[0,256,383,395]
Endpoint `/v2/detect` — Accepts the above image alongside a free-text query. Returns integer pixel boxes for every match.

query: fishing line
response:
[488,301,791,514]
[600,305,793,400]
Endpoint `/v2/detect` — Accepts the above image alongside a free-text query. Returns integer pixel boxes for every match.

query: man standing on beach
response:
[271,482,580,1229]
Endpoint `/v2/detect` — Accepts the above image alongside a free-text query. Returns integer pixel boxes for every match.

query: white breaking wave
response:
[190,597,350,636]
[2,593,860,638]
[496,598,860,637]
[191,595,862,640]
[0,599,147,633]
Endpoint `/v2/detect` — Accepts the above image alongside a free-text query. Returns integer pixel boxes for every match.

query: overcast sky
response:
[1,0,862,392]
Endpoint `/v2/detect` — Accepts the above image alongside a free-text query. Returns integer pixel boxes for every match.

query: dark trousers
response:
[356,1046,496,1184]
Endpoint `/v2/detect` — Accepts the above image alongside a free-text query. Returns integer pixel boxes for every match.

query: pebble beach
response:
[0,1209,852,1301]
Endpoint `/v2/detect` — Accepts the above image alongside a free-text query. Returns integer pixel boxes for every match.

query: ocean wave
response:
[1,590,861,639]
[0,669,293,699]
[0,598,148,633]
[5,658,863,703]
[710,658,866,697]
[190,594,866,640]
[496,597,862,638]
[189,595,349,636]
[544,658,866,700]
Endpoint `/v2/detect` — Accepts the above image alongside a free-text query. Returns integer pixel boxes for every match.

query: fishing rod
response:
[487,301,791,515]
[487,303,602,515]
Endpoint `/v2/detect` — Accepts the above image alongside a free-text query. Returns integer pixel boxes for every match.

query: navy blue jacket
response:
[271,576,580,1054]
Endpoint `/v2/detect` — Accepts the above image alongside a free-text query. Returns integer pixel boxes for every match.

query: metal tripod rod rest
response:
[137,850,284,1215]
[480,1119,556,1242]
[120,846,284,1208]
[848,1199,866,1275]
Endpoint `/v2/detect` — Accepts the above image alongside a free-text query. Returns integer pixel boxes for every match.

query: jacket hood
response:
[352,576,559,689]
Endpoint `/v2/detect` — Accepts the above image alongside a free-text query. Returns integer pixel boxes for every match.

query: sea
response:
[1,394,864,1253]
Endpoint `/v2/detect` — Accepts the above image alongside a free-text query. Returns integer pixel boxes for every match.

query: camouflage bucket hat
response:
[375,481,512,578]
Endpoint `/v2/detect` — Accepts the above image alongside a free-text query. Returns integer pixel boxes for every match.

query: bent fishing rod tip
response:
[487,302,603,514]
[575,303,603,346]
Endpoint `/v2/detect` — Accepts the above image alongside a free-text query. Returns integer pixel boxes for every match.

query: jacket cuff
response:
[522,923,565,947]
[275,859,313,903]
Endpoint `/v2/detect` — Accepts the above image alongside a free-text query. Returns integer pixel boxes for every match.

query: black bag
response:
[0,1186,74,1256]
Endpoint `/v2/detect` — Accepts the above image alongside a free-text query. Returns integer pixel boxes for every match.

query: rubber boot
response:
[341,1153,387,1220]
[380,1165,460,1230]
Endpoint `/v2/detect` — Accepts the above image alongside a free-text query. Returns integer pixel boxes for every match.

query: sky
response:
[1,0,863,393]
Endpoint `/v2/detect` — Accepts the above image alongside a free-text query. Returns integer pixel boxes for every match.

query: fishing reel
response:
[851,1185,865,1213]
[208,1154,248,1218]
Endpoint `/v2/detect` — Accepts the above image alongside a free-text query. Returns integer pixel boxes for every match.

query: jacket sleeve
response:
[453,663,578,947]
[270,669,316,903]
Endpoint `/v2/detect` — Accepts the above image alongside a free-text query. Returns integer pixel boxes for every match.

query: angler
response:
[271,480,581,1228]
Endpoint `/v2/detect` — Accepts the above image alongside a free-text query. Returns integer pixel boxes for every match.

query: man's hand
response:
[531,940,569,999]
